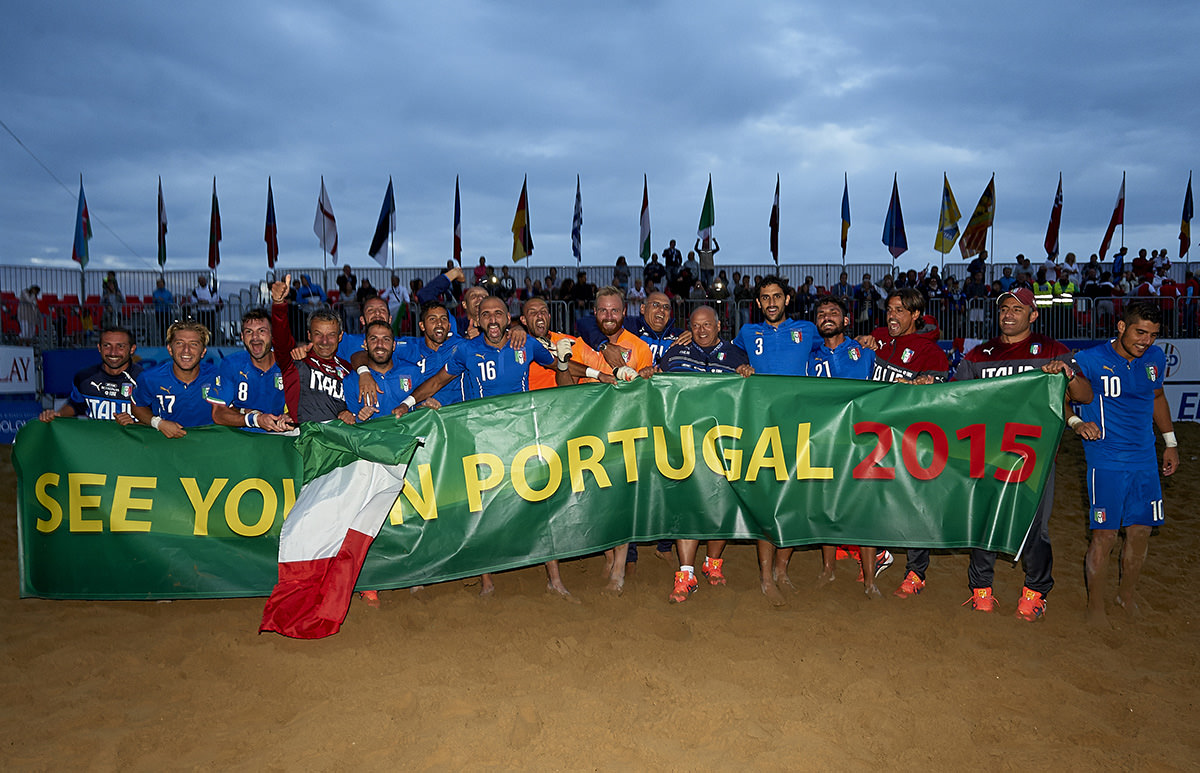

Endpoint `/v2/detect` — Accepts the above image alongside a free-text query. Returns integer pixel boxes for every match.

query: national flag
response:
[314,176,339,261]
[840,174,850,260]
[639,174,651,263]
[769,174,780,265]
[934,173,961,255]
[208,177,221,270]
[157,177,168,267]
[71,177,92,269]
[368,177,396,267]
[264,178,279,269]
[259,421,420,639]
[1043,173,1063,259]
[511,175,534,262]
[571,174,582,265]
[453,176,462,266]
[1180,173,1193,259]
[959,175,996,259]
[697,175,715,243]
[882,173,907,259]
[1098,172,1125,260]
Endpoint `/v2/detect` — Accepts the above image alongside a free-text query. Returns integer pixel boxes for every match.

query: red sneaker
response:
[701,557,727,586]
[669,571,699,603]
[1015,587,1046,621]
[893,571,925,598]
[962,587,997,612]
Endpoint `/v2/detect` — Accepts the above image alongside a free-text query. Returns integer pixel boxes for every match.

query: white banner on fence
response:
[0,346,35,394]
[1157,339,1200,422]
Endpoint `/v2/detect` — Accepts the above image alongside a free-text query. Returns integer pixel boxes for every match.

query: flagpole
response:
[1119,171,1125,253]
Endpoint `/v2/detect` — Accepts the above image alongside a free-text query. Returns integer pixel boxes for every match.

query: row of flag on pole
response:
[69,171,1196,272]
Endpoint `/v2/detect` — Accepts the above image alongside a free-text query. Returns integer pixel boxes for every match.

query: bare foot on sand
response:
[547,582,582,604]
[863,583,882,598]
[602,577,624,596]
[815,568,835,589]
[773,571,796,592]
[761,579,787,607]
[1114,594,1145,618]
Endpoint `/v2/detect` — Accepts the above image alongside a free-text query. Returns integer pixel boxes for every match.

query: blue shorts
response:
[1087,466,1164,530]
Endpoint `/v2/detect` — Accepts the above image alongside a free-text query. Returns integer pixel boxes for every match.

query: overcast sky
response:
[2,1,1197,283]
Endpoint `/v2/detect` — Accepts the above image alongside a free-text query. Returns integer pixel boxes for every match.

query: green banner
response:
[15,371,1065,599]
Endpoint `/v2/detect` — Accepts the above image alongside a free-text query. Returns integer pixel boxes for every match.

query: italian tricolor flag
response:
[260,421,420,639]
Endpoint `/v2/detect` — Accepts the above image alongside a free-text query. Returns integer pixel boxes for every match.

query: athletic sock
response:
[680,565,695,578]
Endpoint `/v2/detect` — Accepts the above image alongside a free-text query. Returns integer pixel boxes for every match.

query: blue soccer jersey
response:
[68,362,141,421]
[445,336,555,399]
[344,361,424,417]
[660,339,749,374]
[394,336,464,407]
[206,350,286,417]
[809,339,876,380]
[1073,340,1166,471]
[132,359,219,427]
[336,333,366,363]
[732,317,820,376]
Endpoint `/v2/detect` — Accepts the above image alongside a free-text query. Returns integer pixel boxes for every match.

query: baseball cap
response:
[996,287,1036,307]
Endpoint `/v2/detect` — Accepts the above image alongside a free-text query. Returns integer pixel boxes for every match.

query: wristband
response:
[150,416,162,430]
[401,395,417,410]
[1067,416,1083,430]
[556,360,569,371]
[245,411,260,429]
[585,367,601,379]
[1163,431,1178,448]
[357,366,370,376]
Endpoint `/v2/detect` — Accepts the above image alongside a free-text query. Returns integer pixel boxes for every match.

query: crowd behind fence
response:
[5,260,1200,350]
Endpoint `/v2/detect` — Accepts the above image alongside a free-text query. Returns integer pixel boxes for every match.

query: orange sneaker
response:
[701,557,727,586]
[669,571,699,603]
[358,590,380,608]
[1015,587,1046,621]
[893,571,925,598]
[962,587,997,612]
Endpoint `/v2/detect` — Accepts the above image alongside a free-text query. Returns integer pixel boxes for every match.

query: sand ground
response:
[2,426,1198,771]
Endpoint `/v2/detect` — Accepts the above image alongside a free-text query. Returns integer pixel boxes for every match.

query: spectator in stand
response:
[571,270,596,324]
[383,274,409,320]
[473,256,489,285]
[1085,253,1102,276]
[497,265,516,300]
[1060,252,1082,286]
[644,253,666,289]
[688,278,708,300]
[1015,253,1033,277]
[1013,271,1035,292]
[336,264,359,332]
[1131,248,1152,280]
[1118,270,1138,296]
[968,249,989,279]
[1042,252,1060,278]
[544,266,559,294]
[102,271,124,328]
[356,278,378,311]
[682,251,700,281]
[831,271,852,299]
[794,275,816,317]
[613,255,631,293]
[734,273,755,326]
[627,277,646,316]
[152,278,174,343]
[998,266,1016,291]
[963,271,989,301]
[190,275,223,344]
[694,237,719,287]
[556,277,575,304]
[940,276,966,339]
[662,239,683,284]
[922,274,942,303]
[530,279,545,299]
[854,274,881,331]
[294,274,325,306]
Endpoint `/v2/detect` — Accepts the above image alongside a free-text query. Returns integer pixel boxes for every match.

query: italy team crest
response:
[515,349,526,365]
[901,348,914,364]
[400,377,412,392]
[121,384,132,398]
[1092,507,1106,524]
[275,375,283,390]
[1029,343,1041,355]
[791,331,801,343]
[849,348,860,361]
[1147,365,1158,381]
